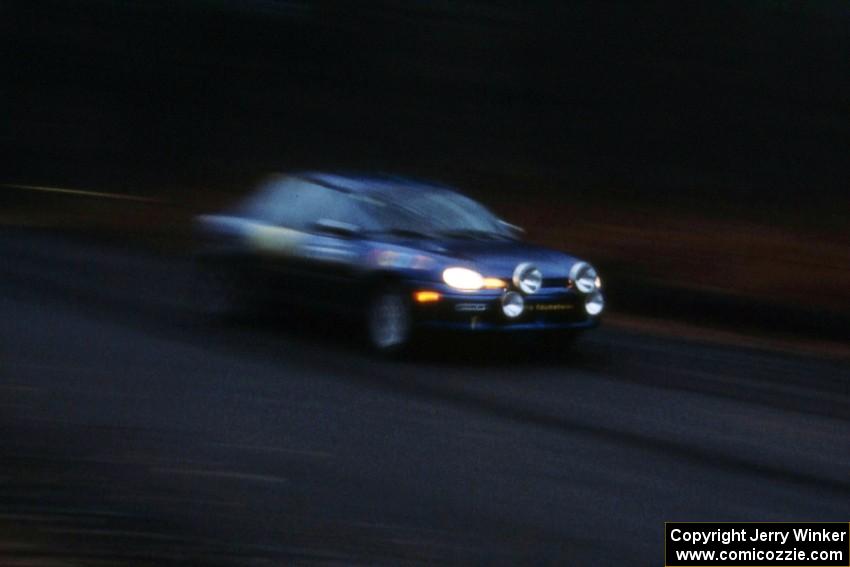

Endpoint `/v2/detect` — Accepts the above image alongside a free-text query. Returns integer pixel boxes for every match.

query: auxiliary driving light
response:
[570,262,599,294]
[585,290,604,315]
[501,291,524,318]
[513,263,543,294]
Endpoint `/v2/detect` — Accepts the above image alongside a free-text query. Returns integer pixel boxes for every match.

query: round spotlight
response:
[512,263,543,294]
[570,262,598,294]
[501,291,525,318]
[585,290,604,316]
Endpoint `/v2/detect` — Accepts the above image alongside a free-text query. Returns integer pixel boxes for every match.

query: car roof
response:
[296,171,458,201]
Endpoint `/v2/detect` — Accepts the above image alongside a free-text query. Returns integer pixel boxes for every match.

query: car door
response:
[237,177,328,305]
[294,188,373,313]
[247,178,372,311]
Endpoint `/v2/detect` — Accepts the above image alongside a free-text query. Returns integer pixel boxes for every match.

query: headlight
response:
[585,290,604,315]
[569,261,599,294]
[442,267,484,290]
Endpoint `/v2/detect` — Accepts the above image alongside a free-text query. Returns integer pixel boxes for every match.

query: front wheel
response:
[366,286,413,354]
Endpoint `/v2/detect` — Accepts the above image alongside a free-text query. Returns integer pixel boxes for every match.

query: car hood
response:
[436,239,579,279]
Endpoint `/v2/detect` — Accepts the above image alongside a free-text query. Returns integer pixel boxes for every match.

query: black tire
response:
[366,285,413,354]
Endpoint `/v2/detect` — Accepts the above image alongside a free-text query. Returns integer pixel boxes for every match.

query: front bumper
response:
[410,285,601,333]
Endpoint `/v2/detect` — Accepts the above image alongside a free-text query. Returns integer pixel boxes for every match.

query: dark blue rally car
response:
[195,172,604,352]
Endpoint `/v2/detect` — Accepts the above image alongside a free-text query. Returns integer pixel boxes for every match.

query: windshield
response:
[363,189,512,239]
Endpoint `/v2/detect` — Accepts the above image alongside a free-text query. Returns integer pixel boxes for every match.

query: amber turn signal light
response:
[414,290,441,303]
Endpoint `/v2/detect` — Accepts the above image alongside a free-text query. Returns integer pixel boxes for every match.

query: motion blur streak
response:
[1,1,849,565]
[2,183,164,203]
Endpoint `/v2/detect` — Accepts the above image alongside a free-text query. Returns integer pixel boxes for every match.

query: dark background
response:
[4,1,849,212]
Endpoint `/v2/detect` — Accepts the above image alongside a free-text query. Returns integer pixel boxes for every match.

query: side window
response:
[241,177,378,232]
[278,183,334,230]
[323,194,379,231]
[240,178,330,230]
[239,177,308,227]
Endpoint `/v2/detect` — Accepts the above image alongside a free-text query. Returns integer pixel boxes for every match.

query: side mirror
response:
[313,218,361,238]
[499,219,526,236]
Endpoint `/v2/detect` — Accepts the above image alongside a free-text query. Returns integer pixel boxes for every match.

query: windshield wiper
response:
[439,229,509,240]
[366,228,434,239]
